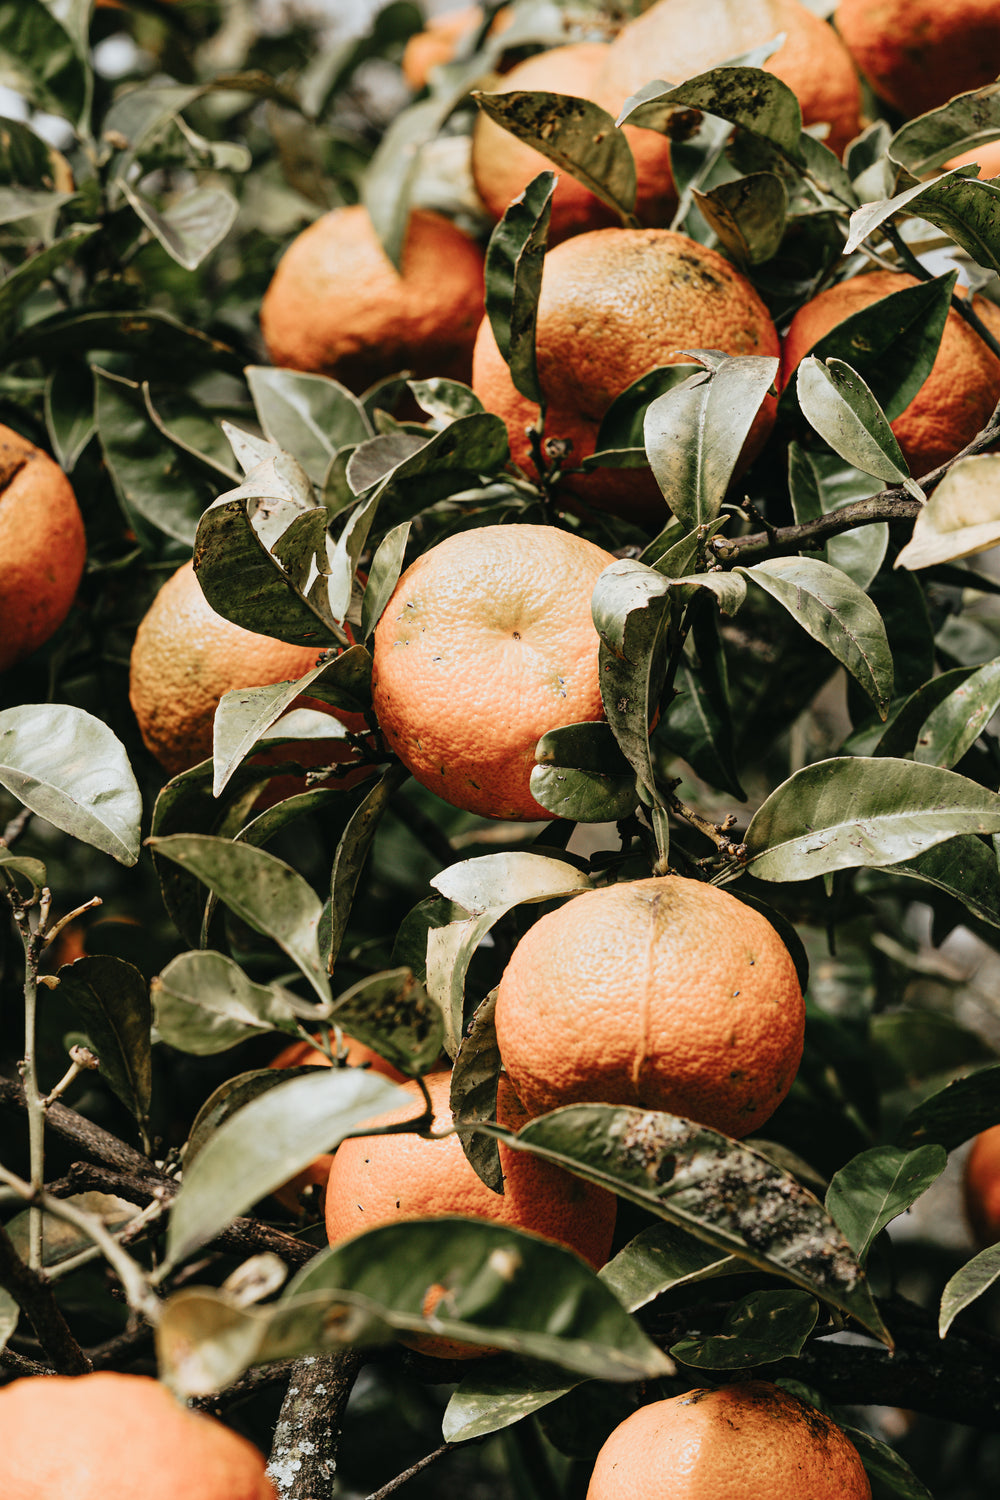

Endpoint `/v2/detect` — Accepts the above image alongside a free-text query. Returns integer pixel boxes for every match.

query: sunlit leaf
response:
[844,170,1000,276]
[796,358,915,491]
[245,367,371,488]
[825,1145,947,1264]
[939,1240,1000,1337]
[151,950,307,1055]
[619,65,802,159]
[121,182,239,272]
[890,83,1000,175]
[895,455,1000,569]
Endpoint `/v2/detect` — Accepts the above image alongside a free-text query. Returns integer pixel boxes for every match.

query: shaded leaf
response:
[671,1288,818,1369]
[845,1428,937,1500]
[0,0,87,124]
[825,1145,947,1264]
[330,967,443,1079]
[6,309,241,375]
[845,171,1000,276]
[0,228,97,352]
[896,1063,1000,1150]
[57,956,152,1125]
[361,520,410,640]
[121,182,238,272]
[484,170,556,407]
[939,1240,1000,1337]
[45,363,95,472]
[451,989,503,1192]
[787,443,886,590]
[324,763,408,973]
[694,172,787,266]
[592,558,673,798]
[880,834,1000,931]
[0,1288,17,1355]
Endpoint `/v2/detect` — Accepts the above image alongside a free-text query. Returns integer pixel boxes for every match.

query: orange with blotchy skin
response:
[780,270,1000,479]
[495,876,804,1138]
[471,226,779,521]
[964,1123,1000,1246]
[371,523,615,820]
[259,205,485,393]
[835,0,1000,120]
[586,1382,871,1500]
[0,1372,276,1500]
[0,424,86,673]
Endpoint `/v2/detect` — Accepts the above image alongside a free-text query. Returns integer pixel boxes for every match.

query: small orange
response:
[370,523,615,820]
[963,1123,1000,1246]
[944,141,1000,178]
[259,205,485,393]
[0,1372,275,1500]
[835,0,1000,120]
[494,875,805,1138]
[586,1382,871,1499]
[780,270,1000,479]
[0,424,86,673]
[401,5,514,91]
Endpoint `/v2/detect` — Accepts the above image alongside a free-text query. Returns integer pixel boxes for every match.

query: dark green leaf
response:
[0,0,87,124]
[594,367,695,455]
[896,1063,1000,1150]
[5,310,242,375]
[825,1145,947,1263]
[451,989,503,1192]
[844,1427,936,1500]
[796,358,914,490]
[890,84,1000,176]
[0,228,97,352]
[845,172,1000,276]
[57,956,152,1125]
[361,521,410,640]
[591,559,673,798]
[330,967,443,1079]
[45,363,94,472]
[407,378,485,423]
[484,170,556,407]
[787,443,886,589]
[671,1288,818,1369]
[939,1240,1000,1337]
[323,762,408,973]
[912,657,1000,767]
[693,172,787,266]
[532,719,639,822]
[655,606,745,800]
[620,66,802,158]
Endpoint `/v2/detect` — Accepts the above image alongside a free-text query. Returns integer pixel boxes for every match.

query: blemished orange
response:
[128,559,367,780]
[471,43,633,245]
[371,523,614,820]
[780,270,1000,479]
[259,205,485,393]
[471,226,780,521]
[963,1123,1000,1246]
[0,424,86,673]
[586,1382,871,1500]
[835,0,1000,120]
[595,0,862,224]
[324,1070,617,1271]
[0,1372,276,1500]
[494,875,805,1138]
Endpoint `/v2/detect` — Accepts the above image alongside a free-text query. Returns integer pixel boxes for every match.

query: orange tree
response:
[3,2,1000,1496]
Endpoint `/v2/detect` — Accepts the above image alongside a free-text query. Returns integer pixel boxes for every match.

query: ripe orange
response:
[780,270,1000,479]
[944,141,1000,178]
[401,5,514,91]
[259,205,485,393]
[324,1069,617,1283]
[494,875,805,1139]
[963,1123,1000,1246]
[471,43,633,244]
[0,424,86,673]
[835,0,1000,119]
[471,226,780,521]
[0,1372,275,1500]
[128,559,367,781]
[370,523,614,821]
[586,1382,871,1499]
[595,0,862,224]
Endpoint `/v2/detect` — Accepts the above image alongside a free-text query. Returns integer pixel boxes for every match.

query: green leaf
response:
[787,444,887,590]
[363,95,456,269]
[844,1428,936,1500]
[290,1218,672,1379]
[120,182,238,272]
[361,521,410,640]
[0,115,70,188]
[939,1240,1000,1337]
[693,172,788,266]
[911,657,1000,768]
[514,1105,885,1339]
[531,721,639,823]
[245,367,371,489]
[878,834,1000,931]
[591,558,672,798]
[0,849,46,899]
[151,950,307,1055]
[890,83,1000,176]
[655,607,745,801]
[619,66,803,158]
[6,310,242,375]
[745,757,1000,881]
[825,1145,947,1264]
[0,0,87,124]
[0,705,140,866]
[329,967,442,1079]
[45,364,95,472]
[741,556,894,717]
[796,358,914,490]
[451,989,503,1192]
[484,170,556,407]
[164,1069,406,1267]
[407,378,485,424]
[896,1063,1000,1150]
[895,454,1000,570]
[0,1287,17,1356]
[147,834,331,1004]
[644,356,778,528]
[671,1288,818,1369]
[844,171,1000,276]
[57,956,152,1126]
[0,228,97,352]
[324,763,407,973]
[593,367,695,457]
[473,92,637,223]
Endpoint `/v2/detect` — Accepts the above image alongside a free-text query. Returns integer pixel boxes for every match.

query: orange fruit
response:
[944,140,1000,178]
[780,270,1000,479]
[595,0,862,224]
[259,205,485,393]
[470,226,780,521]
[128,559,368,782]
[471,43,634,244]
[402,5,514,91]
[586,1382,871,1499]
[0,424,86,673]
[835,0,1000,120]
[963,1123,1000,1245]
[494,875,805,1139]
[0,1371,275,1500]
[370,522,614,820]
[267,1035,406,1214]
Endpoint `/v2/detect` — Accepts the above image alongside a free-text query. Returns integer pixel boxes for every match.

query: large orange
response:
[494,875,804,1138]
[128,559,367,781]
[835,0,1000,119]
[586,1382,871,1499]
[963,1123,1000,1246]
[370,523,614,820]
[0,1372,275,1500]
[259,205,485,393]
[780,270,1000,479]
[471,226,780,521]
[471,43,635,244]
[0,424,86,673]
[595,0,862,224]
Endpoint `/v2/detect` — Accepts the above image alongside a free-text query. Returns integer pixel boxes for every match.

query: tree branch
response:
[266,1351,362,1499]
[0,1219,92,1374]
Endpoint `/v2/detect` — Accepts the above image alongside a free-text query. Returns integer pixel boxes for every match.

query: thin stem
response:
[364,1442,459,1500]
[4,876,48,1269]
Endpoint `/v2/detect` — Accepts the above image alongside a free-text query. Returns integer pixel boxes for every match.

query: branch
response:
[266,1351,362,1499]
[0,1073,155,1177]
[365,1442,460,1500]
[0,1219,92,1374]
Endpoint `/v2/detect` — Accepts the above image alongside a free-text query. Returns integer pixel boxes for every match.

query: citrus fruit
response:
[128,559,367,781]
[780,270,1000,478]
[586,1382,871,1499]
[370,522,614,820]
[471,226,780,521]
[963,1123,1000,1245]
[944,140,1000,178]
[596,0,862,223]
[402,5,513,90]
[259,205,485,393]
[494,875,805,1138]
[0,423,86,674]
[471,43,632,244]
[835,0,1000,119]
[0,1371,276,1500]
